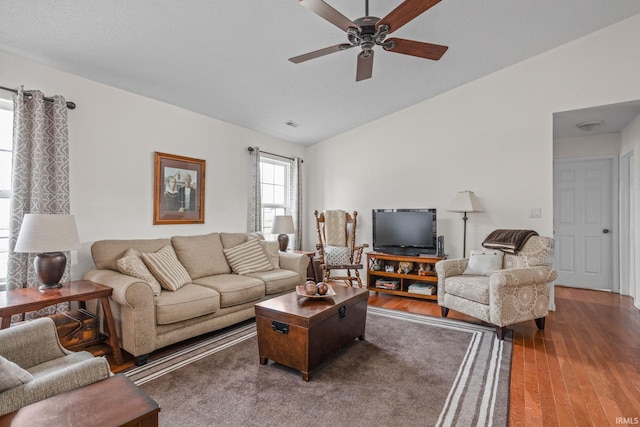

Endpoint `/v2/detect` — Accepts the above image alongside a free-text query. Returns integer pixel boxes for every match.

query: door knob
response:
[602,229,610,234]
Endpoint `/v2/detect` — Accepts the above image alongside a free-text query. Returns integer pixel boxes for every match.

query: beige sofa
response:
[83,232,309,364]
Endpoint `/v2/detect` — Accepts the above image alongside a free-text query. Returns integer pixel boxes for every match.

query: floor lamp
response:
[447,191,484,258]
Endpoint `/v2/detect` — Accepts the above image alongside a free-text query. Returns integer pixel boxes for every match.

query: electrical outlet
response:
[529,208,542,218]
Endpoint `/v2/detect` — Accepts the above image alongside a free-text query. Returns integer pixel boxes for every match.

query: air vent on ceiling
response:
[285,120,300,128]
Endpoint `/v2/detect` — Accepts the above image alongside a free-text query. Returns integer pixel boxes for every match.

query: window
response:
[0,99,13,291]
[260,156,291,244]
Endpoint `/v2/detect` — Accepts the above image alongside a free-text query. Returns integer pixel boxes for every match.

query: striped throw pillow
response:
[223,238,274,275]
[141,246,191,291]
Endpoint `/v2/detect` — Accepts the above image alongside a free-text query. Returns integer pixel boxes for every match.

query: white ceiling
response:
[1,1,640,145]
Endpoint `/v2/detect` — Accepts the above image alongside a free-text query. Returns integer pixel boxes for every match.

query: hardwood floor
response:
[109,285,640,426]
[368,286,640,427]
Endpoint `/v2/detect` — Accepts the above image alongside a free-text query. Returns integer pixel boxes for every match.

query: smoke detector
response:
[576,120,603,132]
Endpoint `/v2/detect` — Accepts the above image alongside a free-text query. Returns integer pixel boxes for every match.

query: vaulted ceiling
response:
[2,1,640,145]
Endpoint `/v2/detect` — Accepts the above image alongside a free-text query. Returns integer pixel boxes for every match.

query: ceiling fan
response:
[289,0,448,81]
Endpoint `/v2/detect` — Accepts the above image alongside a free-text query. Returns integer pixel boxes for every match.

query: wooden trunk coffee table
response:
[255,285,368,381]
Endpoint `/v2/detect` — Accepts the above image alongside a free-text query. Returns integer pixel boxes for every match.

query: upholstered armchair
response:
[0,317,112,416]
[435,235,557,339]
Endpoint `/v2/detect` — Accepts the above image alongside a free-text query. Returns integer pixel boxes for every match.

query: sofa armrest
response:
[82,269,156,357]
[435,258,468,279]
[278,252,310,283]
[0,357,111,416]
[489,266,557,289]
[0,318,71,369]
[435,258,468,305]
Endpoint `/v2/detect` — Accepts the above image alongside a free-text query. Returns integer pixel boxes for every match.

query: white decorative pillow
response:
[259,240,280,269]
[223,238,274,275]
[463,250,504,276]
[324,245,352,265]
[117,248,162,296]
[141,246,191,291]
[0,356,33,393]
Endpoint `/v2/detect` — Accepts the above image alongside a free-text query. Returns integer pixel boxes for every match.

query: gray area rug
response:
[124,307,511,426]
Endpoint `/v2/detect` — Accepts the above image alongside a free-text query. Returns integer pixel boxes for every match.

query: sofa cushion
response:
[223,238,273,275]
[154,284,220,325]
[463,250,504,276]
[192,274,265,308]
[141,246,191,291]
[116,248,162,296]
[91,238,171,271]
[259,240,280,269]
[0,356,33,393]
[171,233,230,278]
[444,275,491,305]
[220,232,263,249]
[246,268,299,295]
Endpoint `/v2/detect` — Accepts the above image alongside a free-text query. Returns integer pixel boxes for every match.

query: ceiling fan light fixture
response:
[576,120,603,132]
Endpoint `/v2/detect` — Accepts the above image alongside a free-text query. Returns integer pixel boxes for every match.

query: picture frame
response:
[153,151,205,225]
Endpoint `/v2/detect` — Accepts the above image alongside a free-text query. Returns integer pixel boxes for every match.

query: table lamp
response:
[13,214,80,290]
[447,191,484,258]
[270,215,295,252]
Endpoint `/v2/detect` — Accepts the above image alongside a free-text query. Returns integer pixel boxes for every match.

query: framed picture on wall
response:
[153,151,206,224]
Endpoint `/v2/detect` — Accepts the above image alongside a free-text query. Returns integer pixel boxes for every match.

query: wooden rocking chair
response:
[314,210,369,287]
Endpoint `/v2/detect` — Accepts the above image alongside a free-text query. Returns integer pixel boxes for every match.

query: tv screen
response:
[372,209,437,255]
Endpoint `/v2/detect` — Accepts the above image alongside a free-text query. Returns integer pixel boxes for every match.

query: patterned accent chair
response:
[435,236,557,339]
[314,210,368,287]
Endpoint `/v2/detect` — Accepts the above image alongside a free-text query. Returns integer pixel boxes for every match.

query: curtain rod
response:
[247,147,303,163]
[0,85,76,110]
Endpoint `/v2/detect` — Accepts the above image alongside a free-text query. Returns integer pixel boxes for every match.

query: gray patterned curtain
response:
[290,157,303,250]
[247,146,262,232]
[7,88,70,319]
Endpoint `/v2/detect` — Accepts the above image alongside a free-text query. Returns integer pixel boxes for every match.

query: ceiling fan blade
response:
[300,0,360,32]
[377,0,441,34]
[289,43,355,63]
[356,50,374,82]
[384,38,448,60]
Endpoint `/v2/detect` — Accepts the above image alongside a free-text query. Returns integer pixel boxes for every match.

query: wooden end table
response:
[293,250,321,282]
[0,374,160,427]
[0,280,124,366]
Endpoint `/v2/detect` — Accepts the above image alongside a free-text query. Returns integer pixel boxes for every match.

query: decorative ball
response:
[316,282,328,295]
[305,282,318,296]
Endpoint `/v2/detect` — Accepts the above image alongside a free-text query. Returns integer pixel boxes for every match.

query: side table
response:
[294,250,321,282]
[0,280,124,366]
[0,374,160,427]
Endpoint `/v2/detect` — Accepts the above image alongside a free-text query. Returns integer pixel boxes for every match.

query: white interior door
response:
[553,158,615,291]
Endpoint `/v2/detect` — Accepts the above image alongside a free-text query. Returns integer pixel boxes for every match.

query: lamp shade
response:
[447,191,484,213]
[270,215,295,235]
[14,214,80,253]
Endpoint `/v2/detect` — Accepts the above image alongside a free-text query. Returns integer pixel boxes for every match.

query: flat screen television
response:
[372,208,437,256]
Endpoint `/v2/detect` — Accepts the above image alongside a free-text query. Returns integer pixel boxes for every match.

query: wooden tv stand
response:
[366,252,445,301]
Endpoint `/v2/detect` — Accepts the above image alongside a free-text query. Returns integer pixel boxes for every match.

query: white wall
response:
[621,113,640,308]
[0,51,306,277]
[305,14,640,309]
[554,133,621,159]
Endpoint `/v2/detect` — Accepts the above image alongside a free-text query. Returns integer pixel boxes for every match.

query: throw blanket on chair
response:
[324,210,347,246]
[481,229,538,254]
